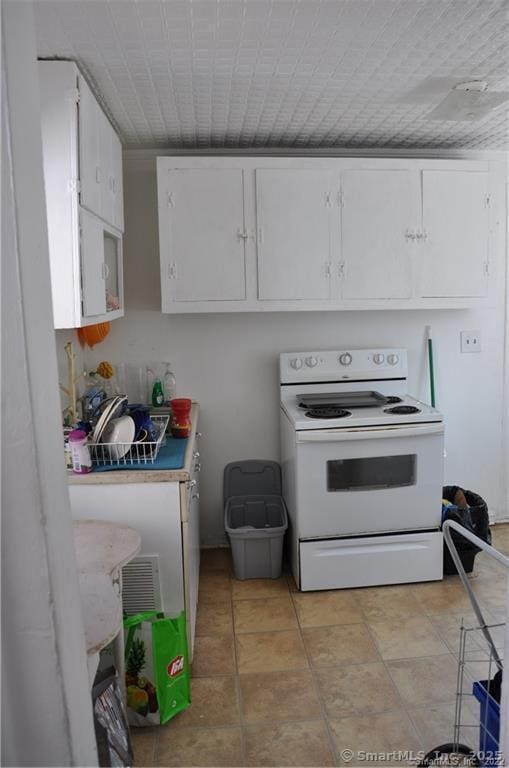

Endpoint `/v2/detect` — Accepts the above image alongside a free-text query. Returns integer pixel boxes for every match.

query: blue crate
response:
[473,680,500,766]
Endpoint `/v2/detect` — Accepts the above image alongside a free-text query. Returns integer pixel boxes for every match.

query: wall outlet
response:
[460,330,481,353]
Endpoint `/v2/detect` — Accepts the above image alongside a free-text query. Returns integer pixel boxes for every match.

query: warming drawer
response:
[299,530,443,591]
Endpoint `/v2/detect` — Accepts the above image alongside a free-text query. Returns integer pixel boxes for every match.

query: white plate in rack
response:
[91,396,127,444]
[101,415,136,460]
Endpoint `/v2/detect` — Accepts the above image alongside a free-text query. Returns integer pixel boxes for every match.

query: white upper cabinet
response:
[39,61,124,328]
[419,170,490,299]
[158,167,247,306]
[255,169,336,301]
[340,169,416,300]
[156,157,500,313]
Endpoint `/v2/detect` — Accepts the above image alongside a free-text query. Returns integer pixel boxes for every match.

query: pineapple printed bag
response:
[124,611,191,727]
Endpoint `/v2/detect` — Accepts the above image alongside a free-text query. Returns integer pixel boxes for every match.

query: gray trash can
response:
[224,460,288,580]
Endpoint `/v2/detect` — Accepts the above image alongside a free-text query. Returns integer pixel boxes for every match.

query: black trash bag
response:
[442,486,490,575]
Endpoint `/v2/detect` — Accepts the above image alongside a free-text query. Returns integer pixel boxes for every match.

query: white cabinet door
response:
[420,170,489,298]
[80,209,106,317]
[98,109,114,226]
[111,131,124,232]
[80,209,123,318]
[69,482,185,620]
[256,169,335,300]
[161,169,247,303]
[340,169,416,300]
[78,75,101,218]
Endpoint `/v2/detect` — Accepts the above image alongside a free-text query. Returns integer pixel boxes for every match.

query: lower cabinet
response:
[69,476,200,659]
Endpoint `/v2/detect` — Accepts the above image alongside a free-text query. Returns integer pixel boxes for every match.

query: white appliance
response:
[280,348,444,591]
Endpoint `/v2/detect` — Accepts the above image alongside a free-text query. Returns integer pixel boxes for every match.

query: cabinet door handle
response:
[95,166,101,184]
[405,229,416,241]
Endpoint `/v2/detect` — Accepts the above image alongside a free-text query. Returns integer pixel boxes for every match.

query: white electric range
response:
[279,348,445,591]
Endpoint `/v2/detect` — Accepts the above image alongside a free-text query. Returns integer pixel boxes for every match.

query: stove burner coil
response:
[384,405,421,415]
[305,407,351,420]
[385,396,403,404]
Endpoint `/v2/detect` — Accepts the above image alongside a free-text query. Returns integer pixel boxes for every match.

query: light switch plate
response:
[460,330,481,353]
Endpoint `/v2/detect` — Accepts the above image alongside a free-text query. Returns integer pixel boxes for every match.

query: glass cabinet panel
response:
[104,231,121,312]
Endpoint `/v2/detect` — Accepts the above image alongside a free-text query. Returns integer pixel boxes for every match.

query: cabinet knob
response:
[192,491,200,500]
[194,462,201,472]
[195,432,202,438]
[193,451,200,459]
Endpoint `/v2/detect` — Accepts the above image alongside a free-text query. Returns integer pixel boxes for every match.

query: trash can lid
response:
[223,460,282,502]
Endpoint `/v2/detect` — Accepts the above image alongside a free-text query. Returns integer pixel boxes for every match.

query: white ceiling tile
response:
[35,0,509,149]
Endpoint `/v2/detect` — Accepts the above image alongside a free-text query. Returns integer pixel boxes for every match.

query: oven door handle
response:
[296,423,444,442]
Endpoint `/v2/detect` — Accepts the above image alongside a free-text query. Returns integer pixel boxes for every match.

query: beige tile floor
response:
[131,524,508,767]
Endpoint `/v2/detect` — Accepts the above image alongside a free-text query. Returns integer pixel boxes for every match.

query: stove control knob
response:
[373,353,385,365]
[339,353,353,366]
[387,354,399,366]
[290,357,303,370]
[305,356,318,368]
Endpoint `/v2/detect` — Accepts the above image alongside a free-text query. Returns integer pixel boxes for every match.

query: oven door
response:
[294,423,444,538]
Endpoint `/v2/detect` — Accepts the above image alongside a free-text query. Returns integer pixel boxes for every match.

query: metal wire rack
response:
[90,415,169,467]
[419,521,508,767]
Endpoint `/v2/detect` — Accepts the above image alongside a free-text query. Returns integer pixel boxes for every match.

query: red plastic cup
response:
[170,398,192,438]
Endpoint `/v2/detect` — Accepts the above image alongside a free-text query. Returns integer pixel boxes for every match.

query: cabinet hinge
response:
[168,263,177,280]
[167,191,174,207]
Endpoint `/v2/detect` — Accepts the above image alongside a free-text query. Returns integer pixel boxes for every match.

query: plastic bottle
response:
[68,429,92,474]
[163,364,176,405]
[151,378,164,407]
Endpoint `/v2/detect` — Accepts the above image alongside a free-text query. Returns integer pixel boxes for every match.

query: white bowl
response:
[101,415,135,460]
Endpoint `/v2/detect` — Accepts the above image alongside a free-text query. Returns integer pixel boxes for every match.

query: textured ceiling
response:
[35,0,509,150]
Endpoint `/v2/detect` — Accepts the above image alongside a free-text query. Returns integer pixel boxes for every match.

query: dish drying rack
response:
[90,415,169,467]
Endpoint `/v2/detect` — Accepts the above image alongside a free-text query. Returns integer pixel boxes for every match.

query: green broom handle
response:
[427,336,436,408]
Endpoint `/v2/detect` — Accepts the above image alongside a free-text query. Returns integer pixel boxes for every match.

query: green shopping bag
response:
[124,611,191,726]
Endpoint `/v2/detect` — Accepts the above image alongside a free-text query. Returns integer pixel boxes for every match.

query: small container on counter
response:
[68,428,92,474]
[170,398,192,438]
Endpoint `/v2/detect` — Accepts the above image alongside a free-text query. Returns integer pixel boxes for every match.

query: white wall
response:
[1,2,97,764]
[85,152,508,546]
